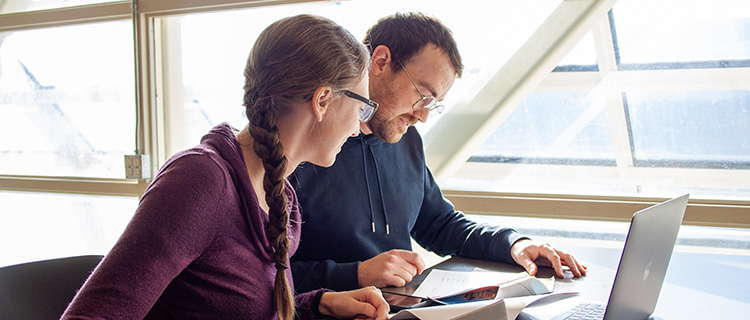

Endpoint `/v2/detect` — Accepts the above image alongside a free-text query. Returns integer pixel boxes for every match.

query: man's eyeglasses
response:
[398,61,445,118]
[342,90,379,122]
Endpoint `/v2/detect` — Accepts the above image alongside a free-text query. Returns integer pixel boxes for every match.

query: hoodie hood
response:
[199,123,301,262]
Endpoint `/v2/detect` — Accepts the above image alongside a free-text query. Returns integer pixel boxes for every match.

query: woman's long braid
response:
[247,95,295,320]
[241,14,371,320]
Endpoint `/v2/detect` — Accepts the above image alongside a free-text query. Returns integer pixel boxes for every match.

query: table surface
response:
[386,244,750,319]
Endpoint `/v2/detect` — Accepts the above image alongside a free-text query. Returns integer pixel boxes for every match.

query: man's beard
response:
[366,112,415,144]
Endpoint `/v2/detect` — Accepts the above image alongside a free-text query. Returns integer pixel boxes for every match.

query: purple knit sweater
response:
[62,123,324,319]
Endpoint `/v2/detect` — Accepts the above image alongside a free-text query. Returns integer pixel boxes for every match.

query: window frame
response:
[421,0,750,227]
[0,0,322,197]
[1,0,747,228]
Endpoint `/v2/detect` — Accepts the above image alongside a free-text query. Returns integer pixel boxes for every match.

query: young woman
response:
[62,14,387,320]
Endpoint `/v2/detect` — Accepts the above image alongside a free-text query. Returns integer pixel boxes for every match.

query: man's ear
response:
[370,45,392,77]
[311,86,334,122]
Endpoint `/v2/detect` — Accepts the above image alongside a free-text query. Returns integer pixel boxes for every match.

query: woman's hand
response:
[318,286,390,320]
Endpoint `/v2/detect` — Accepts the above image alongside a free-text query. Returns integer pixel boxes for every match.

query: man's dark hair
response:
[363,12,463,77]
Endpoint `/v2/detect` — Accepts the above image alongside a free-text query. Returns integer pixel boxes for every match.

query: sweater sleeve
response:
[410,165,528,264]
[294,289,333,320]
[291,259,360,293]
[62,153,230,319]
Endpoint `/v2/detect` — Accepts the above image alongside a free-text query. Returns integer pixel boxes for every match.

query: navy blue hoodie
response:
[290,126,525,292]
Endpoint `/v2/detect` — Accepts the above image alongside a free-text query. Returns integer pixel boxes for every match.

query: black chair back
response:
[0,255,103,320]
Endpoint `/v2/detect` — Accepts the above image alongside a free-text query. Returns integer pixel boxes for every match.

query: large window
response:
[1,0,137,266]
[443,0,750,202]
[1,0,747,266]
[161,0,561,156]
[0,20,136,178]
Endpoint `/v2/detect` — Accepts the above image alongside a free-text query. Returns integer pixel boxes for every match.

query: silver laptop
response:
[519,194,689,320]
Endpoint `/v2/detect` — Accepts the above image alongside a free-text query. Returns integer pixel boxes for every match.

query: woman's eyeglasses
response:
[398,61,445,118]
[342,90,379,122]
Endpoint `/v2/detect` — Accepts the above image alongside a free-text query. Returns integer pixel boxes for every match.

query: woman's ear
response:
[311,86,334,122]
[370,45,392,77]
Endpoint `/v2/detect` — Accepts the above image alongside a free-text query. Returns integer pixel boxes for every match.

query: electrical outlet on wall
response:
[125,154,151,180]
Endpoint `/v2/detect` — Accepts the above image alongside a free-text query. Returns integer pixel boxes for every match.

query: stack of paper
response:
[388,269,560,319]
[412,269,555,302]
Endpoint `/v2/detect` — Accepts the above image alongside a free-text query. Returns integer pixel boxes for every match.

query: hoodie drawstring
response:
[370,149,390,234]
[360,138,390,234]
[360,141,376,233]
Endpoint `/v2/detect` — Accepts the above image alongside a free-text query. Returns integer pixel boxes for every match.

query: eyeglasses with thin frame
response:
[398,61,445,118]
[342,90,379,122]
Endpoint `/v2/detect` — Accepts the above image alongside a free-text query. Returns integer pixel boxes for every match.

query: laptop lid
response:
[603,193,689,319]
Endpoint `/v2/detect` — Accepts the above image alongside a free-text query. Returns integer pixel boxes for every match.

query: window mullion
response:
[593,11,636,192]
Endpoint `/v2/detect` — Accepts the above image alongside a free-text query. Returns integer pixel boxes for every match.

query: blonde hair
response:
[242,14,369,320]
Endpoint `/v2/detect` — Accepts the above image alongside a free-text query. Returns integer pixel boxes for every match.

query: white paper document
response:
[411,269,554,300]
[389,292,578,320]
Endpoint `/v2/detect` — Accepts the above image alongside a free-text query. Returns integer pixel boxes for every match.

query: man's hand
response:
[510,239,587,278]
[318,287,389,320]
[358,249,426,288]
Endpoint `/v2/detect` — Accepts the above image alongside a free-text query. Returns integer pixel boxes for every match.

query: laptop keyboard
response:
[554,302,606,320]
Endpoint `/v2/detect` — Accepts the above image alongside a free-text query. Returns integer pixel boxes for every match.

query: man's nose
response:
[413,107,429,123]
